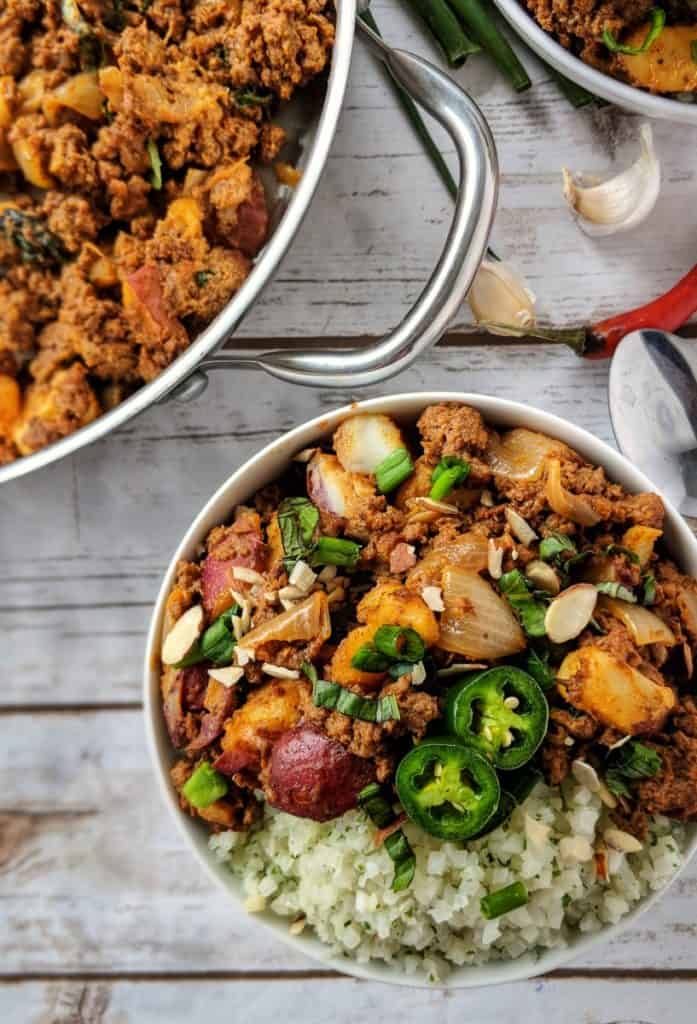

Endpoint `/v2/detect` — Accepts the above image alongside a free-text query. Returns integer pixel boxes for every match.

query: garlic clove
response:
[562,123,660,237]
[467,259,537,337]
[545,583,598,643]
[162,604,203,665]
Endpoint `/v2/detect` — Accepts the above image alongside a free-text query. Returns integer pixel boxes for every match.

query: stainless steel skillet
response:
[0,0,498,485]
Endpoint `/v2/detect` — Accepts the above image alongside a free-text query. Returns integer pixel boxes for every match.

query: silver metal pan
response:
[0,1,498,485]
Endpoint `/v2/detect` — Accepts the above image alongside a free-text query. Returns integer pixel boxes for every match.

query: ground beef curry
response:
[0,0,334,464]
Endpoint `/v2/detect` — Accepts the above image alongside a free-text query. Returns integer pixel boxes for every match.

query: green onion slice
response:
[602,7,665,55]
[176,604,239,667]
[147,138,162,190]
[312,677,400,723]
[375,448,414,494]
[641,572,657,606]
[372,624,425,663]
[596,581,637,603]
[429,456,470,501]
[182,762,228,809]
[480,880,528,920]
[310,536,362,569]
[358,782,394,828]
[358,782,415,892]
[350,643,391,673]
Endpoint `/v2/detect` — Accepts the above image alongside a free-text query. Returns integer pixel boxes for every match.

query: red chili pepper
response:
[585,262,697,360]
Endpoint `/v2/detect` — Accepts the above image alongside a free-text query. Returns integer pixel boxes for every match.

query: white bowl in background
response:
[143,392,697,987]
[493,0,697,125]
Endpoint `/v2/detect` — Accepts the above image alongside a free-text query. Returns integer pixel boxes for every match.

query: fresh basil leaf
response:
[526,646,555,690]
[539,533,576,563]
[176,605,239,667]
[278,496,319,571]
[605,740,662,796]
[499,569,548,638]
[604,543,641,565]
[596,581,637,603]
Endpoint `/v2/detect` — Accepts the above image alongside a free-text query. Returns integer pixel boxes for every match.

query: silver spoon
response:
[609,329,697,515]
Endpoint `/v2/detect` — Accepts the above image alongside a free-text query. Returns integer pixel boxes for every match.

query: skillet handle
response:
[175,26,498,395]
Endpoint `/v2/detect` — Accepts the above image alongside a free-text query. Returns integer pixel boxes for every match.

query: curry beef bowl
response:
[145,394,697,986]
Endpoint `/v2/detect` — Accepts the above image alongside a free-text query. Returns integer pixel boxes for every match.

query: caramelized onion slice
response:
[598,596,676,647]
[407,532,489,589]
[439,567,526,660]
[487,428,569,481]
[621,525,662,568]
[545,459,601,527]
[241,591,330,651]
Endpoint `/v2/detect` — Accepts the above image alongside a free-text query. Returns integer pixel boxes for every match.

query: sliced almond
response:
[525,559,560,596]
[411,661,427,686]
[487,539,504,580]
[421,585,445,612]
[603,827,643,854]
[161,604,203,665]
[279,585,304,602]
[559,835,593,863]
[208,666,244,687]
[571,758,601,793]
[480,489,494,508]
[262,663,300,680]
[505,507,537,546]
[232,566,265,585]
[544,583,598,643]
[408,496,460,516]
[289,560,317,593]
[436,662,489,677]
[235,646,255,666]
[318,565,338,583]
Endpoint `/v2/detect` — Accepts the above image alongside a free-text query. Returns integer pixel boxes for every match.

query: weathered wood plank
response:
[232,1,697,339]
[1,975,695,1024]
[1,709,695,976]
[0,345,610,706]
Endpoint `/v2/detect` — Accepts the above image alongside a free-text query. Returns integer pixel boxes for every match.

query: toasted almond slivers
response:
[559,836,593,863]
[608,734,632,752]
[487,539,504,580]
[289,560,317,593]
[544,583,598,644]
[235,646,255,666]
[421,585,445,612]
[411,661,427,686]
[262,663,300,680]
[436,662,489,677]
[232,566,265,585]
[279,585,304,601]
[480,489,494,508]
[571,758,601,793]
[161,604,204,665]
[318,564,338,583]
[603,827,643,854]
[208,666,244,687]
[505,507,537,546]
[409,496,460,516]
[597,781,618,809]
[525,559,560,596]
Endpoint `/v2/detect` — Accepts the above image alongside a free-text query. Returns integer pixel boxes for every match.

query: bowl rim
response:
[492,0,697,126]
[143,391,697,988]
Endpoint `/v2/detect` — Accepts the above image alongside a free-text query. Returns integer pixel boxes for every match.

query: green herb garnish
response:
[310,536,361,569]
[596,581,637,603]
[642,573,657,606]
[195,269,214,287]
[358,782,415,892]
[499,569,548,637]
[311,677,400,723]
[176,605,239,667]
[182,762,228,809]
[605,740,662,797]
[604,544,641,565]
[277,496,320,571]
[481,881,528,920]
[525,646,555,690]
[233,88,273,108]
[602,7,665,55]
[147,138,163,190]
[429,455,470,501]
[539,532,576,563]
[0,209,67,266]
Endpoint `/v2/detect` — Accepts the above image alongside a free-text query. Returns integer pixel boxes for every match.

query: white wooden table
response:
[2,4,697,1021]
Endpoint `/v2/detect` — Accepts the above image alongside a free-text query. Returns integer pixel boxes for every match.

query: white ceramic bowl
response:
[493,0,697,125]
[144,392,697,987]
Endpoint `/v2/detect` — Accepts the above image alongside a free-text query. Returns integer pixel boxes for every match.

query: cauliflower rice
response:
[210,779,685,981]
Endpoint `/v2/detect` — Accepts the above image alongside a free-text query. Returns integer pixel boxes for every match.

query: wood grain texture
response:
[0,345,609,706]
[0,976,693,1024]
[232,1,697,339]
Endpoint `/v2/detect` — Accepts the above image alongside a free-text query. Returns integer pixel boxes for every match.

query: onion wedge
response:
[545,459,601,527]
[241,591,330,651]
[598,596,676,647]
[487,429,569,481]
[439,567,526,659]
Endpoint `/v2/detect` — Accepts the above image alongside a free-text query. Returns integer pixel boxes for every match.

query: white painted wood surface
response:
[4,4,697,1016]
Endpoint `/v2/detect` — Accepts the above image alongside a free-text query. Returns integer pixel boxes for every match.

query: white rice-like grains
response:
[209,779,685,982]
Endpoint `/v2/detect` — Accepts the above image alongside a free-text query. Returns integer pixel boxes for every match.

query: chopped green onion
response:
[310,536,361,569]
[691,40,697,64]
[147,138,162,190]
[602,7,665,55]
[402,0,480,66]
[176,604,239,667]
[388,659,420,680]
[384,830,416,891]
[429,456,470,501]
[182,762,228,808]
[375,448,414,494]
[447,0,531,92]
[641,573,657,606]
[358,782,394,828]
[350,643,391,673]
[278,496,320,571]
[372,625,425,663]
[480,880,528,920]
[312,677,400,723]
[604,543,641,565]
[596,581,637,603]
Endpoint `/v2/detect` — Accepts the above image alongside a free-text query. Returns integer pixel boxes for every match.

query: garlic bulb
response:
[468,259,536,337]
[562,123,660,237]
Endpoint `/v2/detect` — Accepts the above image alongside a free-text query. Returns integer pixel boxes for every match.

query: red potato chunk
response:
[268,725,375,821]
[229,178,268,257]
[214,680,307,775]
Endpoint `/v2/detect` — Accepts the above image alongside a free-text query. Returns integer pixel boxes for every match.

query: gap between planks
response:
[1,968,696,985]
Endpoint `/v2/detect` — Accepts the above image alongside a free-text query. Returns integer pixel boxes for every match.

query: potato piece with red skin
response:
[214,680,308,775]
[268,725,375,821]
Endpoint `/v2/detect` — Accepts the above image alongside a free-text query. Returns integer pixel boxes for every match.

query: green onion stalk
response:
[447,0,531,91]
[402,0,481,65]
